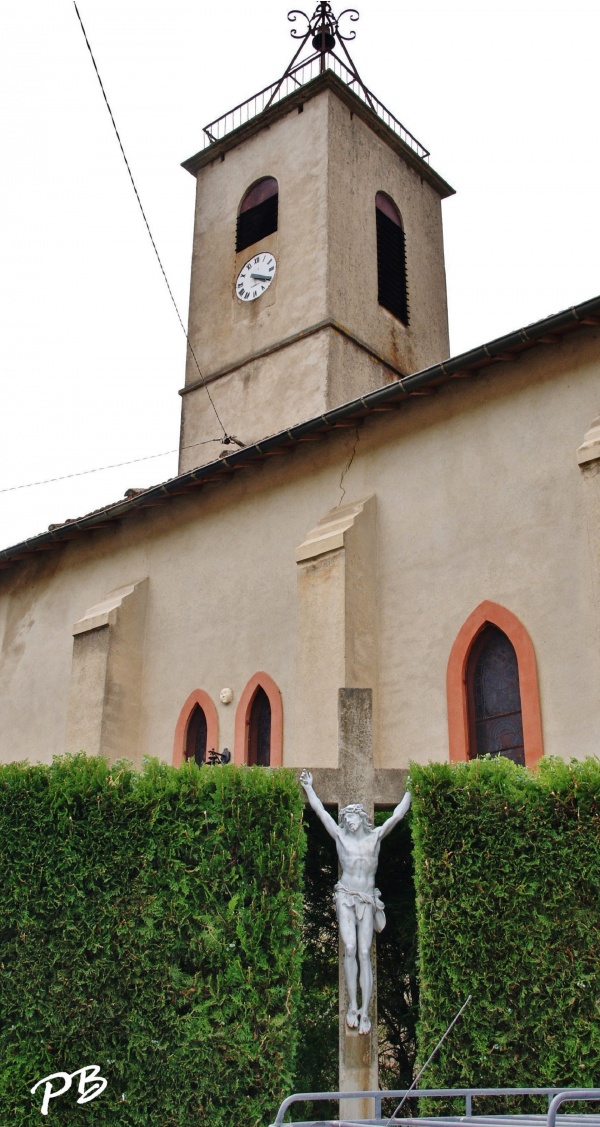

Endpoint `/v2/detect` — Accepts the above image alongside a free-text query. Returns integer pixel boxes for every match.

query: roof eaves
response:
[183,71,455,201]
[1,294,599,569]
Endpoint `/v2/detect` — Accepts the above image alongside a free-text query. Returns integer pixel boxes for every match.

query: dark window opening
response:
[247,687,271,766]
[236,177,278,253]
[185,704,208,767]
[467,624,525,765]
[376,191,408,325]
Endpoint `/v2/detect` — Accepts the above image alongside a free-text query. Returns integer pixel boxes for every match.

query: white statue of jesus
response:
[300,769,411,1035]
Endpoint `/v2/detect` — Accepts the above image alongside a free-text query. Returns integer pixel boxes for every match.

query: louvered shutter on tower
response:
[236,195,278,253]
[376,207,409,325]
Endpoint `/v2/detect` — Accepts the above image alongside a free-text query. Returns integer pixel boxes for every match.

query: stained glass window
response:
[467,625,525,766]
[185,704,208,767]
[247,687,271,767]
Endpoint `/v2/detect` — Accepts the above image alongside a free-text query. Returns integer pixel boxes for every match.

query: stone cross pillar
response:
[294,496,408,1117]
[302,699,408,1120]
[337,688,377,1122]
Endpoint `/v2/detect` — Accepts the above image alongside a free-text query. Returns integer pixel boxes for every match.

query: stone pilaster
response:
[578,418,600,666]
[65,579,148,764]
[293,496,377,768]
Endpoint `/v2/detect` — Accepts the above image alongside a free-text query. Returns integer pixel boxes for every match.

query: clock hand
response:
[250,273,271,281]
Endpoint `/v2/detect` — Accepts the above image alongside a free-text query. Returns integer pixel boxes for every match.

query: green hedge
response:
[0,755,305,1125]
[411,757,600,1099]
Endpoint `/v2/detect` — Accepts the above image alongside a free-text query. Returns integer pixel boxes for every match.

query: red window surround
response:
[172,690,219,768]
[233,672,283,767]
[446,601,543,768]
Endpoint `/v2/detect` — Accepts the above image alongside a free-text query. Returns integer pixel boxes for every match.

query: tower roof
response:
[182,4,454,199]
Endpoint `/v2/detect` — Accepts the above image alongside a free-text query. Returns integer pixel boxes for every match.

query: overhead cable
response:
[0,449,177,494]
[0,436,224,495]
[73,3,231,442]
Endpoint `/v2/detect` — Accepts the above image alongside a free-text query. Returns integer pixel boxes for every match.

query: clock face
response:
[236,252,276,302]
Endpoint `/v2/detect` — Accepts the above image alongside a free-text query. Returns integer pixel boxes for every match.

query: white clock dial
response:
[236,252,276,302]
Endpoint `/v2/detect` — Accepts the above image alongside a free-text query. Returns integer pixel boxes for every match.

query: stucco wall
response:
[1,329,599,772]
[185,92,330,383]
[179,84,450,470]
[326,90,449,375]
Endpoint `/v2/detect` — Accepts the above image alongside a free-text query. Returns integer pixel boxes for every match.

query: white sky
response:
[1,0,599,549]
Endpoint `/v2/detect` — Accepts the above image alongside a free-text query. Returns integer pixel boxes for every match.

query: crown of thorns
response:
[339,803,372,828]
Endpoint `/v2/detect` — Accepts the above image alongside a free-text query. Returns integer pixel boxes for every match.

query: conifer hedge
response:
[0,755,305,1125]
[411,757,600,1101]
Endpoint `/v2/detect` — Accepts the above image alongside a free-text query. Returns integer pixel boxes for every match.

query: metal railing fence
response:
[271,1087,600,1127]
[202,54,429,161]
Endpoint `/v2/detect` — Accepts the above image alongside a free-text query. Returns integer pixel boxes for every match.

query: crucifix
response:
[294,497,410,1117]
[300,688,410,1120]
[301,758,410,1036]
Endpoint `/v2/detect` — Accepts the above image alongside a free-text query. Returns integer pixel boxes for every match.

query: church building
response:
[1,4,600,802]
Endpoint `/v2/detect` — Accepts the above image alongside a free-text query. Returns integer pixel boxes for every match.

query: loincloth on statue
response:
[334,881,386,933]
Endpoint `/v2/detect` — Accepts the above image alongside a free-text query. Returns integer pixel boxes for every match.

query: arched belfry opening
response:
[375,191,408,325]
[236,177,278,253]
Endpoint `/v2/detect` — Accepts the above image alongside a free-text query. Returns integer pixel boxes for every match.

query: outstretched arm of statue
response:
[299,770,339,841]
[378,789,411,840]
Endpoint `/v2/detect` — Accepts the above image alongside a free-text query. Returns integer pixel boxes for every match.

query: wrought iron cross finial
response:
[202,2,430,164]
[288,3,359,71]
[261,3,365,115]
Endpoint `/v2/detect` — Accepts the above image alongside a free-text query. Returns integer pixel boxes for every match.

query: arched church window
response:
[375,191,408,325]
[247,687,272,767]
[185,703,208,767]
[466,625,525,765]
[236,177,278,253]
[172,690,219,769]
[447,602,543,767]
[233,673,283,767]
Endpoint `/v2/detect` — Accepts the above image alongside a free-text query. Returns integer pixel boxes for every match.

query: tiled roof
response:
[2,294,599,570]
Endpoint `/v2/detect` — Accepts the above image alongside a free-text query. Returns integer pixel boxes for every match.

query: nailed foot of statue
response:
[346,1007,359,1029]
[358,1010,371,1035]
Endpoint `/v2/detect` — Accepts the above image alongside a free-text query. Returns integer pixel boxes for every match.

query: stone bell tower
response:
[178,4,454,473]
